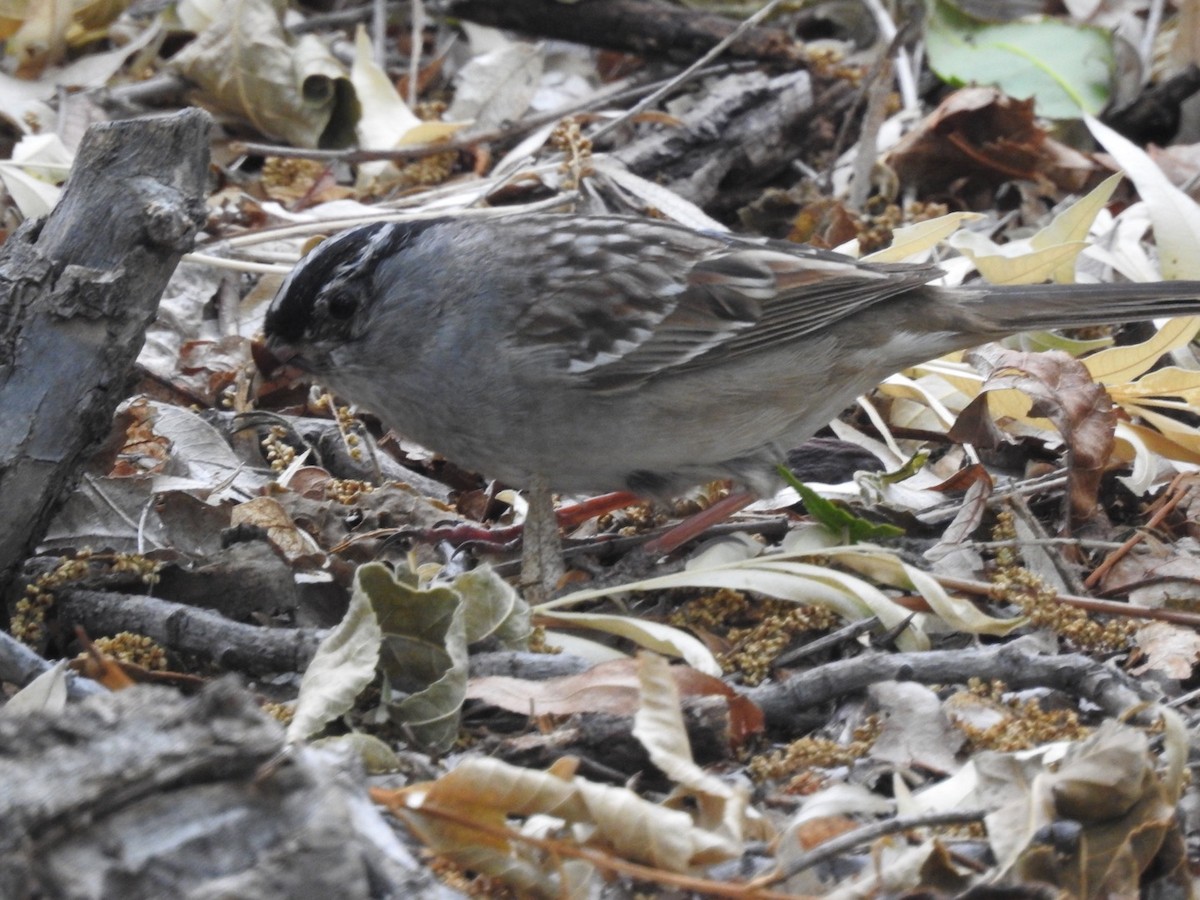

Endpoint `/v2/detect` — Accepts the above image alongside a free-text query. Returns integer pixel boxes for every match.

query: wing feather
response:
[511,216,943,391]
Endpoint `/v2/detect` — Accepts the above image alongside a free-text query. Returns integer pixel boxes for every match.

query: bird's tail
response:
[970,280,1200,332]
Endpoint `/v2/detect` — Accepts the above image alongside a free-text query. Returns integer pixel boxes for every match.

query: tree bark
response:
[0,679,458,898]
[0,109,211,604]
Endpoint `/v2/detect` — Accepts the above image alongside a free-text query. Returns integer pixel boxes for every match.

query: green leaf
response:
[925,0,1115,118]
[778,467,904,543]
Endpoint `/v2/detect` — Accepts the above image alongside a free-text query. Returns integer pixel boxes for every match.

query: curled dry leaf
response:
[170,0,355,148]
[394,754,743,887]
[953,346,1116,523]
[230,496,326,567]
[359,562,529,754]
[287,576,383,742]
[536,609,723,675]
[996,722,1184,897]
[634,652,754,854]
[886,88,1093,202]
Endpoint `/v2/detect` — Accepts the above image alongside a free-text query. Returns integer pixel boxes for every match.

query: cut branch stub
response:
[0,108,212,607]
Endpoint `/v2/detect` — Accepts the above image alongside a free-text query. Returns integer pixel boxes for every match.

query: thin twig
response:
[958,538,1127,552]
[180,253,291,275]
[758,809,988,884]
[1083,473,1194,589]
[846,48,894,211]
[774,617,880,667]
[859,0,918,112]
[289,1,402,34]
[374,0,388,65]
[1140,0,1166,85]
[934,574,1200,627]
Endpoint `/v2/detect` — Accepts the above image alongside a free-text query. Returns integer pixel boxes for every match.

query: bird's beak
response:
[255,337,308,381]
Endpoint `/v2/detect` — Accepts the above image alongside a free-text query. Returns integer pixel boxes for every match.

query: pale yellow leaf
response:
[633,653,746,857]
[536,610,721,675]
[1108,364,1200,404]
[399,120,465,144]
[1116,420,1200,467]
[633,653,731,800]
[1124,405,1200,455]
[4,0,72,70]
[963,238,1089,286]
[350,24,421,147]
[545,559,930,651]
[1083,317,1200,383]
[860,211,984,262]
[1033,172,1123,246]
[832,550,1025,636]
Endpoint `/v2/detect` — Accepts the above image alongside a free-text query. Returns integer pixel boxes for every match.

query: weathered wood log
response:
[611,69,820,210]
[0,109,211,605]
[0,679,459,898]
[448,0,803,65]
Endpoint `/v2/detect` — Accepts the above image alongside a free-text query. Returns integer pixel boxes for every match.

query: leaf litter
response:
[3,1,1200,896]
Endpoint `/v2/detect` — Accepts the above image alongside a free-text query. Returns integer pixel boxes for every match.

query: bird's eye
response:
[327,289,358,320]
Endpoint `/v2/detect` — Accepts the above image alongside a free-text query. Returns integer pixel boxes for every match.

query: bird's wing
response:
[514,220,943,392]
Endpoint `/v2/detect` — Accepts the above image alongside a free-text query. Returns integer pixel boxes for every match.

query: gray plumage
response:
[264,214,1200,497]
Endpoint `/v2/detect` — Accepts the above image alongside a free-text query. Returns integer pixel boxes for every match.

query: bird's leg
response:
[520,474,565,603]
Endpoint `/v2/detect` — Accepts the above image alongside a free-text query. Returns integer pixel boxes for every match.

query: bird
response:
[263,213,1200,597]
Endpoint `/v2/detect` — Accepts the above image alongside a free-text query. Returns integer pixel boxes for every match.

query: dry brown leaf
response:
[106,396,171,476]
[230,496,326,566]
[954,346,1116,523]
[887,87,1094,203]
[170,0,354,148]
[395,755,742,882]
[1130,622,1200,678]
